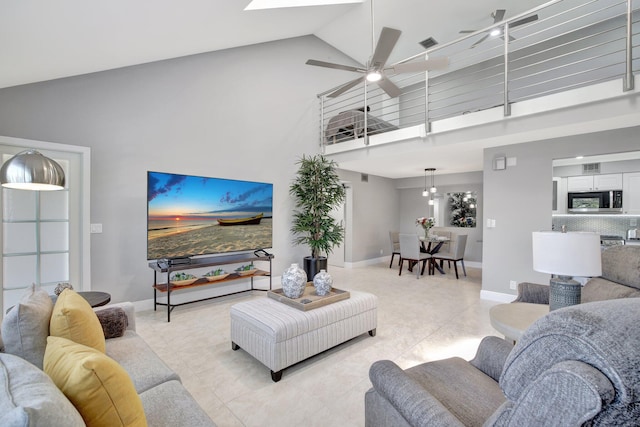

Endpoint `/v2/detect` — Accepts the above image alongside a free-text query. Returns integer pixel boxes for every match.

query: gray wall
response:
[482,126,640,297]
[336,169,399,263]
[0,35,356,304]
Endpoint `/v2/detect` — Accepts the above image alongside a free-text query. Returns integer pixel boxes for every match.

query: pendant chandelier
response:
[422,168,437,205]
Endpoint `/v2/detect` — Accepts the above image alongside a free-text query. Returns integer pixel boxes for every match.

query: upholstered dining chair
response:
[389,231,401,268]
[398,233,431,279]
[432,234,467,279]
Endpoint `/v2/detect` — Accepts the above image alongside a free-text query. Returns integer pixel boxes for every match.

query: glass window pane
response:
[40,222,69,252]
[40,191,69,220]
[3,255,37,288]
[3,223,37,254]
[41,253,69,284]
[2,189,36,221]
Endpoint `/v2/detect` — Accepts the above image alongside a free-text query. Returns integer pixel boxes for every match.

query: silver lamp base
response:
[549,275,581,311]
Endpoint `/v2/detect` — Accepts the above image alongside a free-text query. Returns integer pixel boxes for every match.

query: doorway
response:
[0,137,90,316]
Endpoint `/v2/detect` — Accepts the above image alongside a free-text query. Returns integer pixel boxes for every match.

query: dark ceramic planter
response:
[303,256,328,282]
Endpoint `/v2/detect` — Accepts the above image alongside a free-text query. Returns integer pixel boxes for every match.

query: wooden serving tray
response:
[267,284,350,311]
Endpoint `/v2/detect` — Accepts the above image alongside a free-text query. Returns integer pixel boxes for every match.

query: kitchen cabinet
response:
[552,177,567,214]
[623,172,640,214]
[567,173,622,191]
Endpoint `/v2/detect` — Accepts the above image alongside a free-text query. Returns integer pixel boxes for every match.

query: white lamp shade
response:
[532,231,602,277]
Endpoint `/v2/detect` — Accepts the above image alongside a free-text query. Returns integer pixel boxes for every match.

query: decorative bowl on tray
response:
[236,269,257,276]
[203,269,230,282]
[235,263,256,276]
[170,273,198,287]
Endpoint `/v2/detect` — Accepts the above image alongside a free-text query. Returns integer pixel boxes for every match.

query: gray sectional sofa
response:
[0,288,215,427]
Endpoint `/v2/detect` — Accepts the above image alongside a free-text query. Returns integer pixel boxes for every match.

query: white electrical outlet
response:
[510,280,517,290]
[380,249,383,255]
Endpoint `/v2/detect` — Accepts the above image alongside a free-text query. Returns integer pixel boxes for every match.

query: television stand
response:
[149,252,274,322]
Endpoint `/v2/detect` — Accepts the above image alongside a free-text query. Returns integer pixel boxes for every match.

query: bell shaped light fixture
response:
[0,149,65,191]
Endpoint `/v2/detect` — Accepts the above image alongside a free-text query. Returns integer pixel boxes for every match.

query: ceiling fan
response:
[460,9,539,49]
[306,2,448,98]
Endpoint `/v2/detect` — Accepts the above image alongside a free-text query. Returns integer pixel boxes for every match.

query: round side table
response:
[489,302,549,342]
[77,291,111,308]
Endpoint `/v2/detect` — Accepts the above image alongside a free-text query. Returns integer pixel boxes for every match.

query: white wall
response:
[0,36,357,304]
[482,126,640,299]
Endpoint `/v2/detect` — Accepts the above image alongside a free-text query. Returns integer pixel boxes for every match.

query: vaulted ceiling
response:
[0,0,548,89]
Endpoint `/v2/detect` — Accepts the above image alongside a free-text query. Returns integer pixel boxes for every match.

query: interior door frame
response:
[0,135,91,317]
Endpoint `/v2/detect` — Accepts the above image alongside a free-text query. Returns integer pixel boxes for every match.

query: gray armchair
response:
[365,298,640,426]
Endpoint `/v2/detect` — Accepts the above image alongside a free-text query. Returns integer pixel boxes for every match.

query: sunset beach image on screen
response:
[147,171,273,260]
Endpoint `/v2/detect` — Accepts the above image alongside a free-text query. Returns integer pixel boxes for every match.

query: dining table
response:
[405,236,450,275]
[419,236,450,274]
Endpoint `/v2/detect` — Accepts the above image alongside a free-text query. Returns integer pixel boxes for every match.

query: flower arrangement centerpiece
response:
[415,217,436,238]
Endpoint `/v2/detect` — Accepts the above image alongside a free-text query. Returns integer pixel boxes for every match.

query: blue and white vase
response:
[313,269,333,296]
[281,263,307,298]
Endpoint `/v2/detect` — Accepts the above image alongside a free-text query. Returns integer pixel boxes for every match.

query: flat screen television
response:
[147,171,273,260]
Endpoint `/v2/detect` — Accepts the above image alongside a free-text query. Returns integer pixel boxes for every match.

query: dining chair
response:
[432,234,467,279]
[398,233,432,279]
[388,231,401,268]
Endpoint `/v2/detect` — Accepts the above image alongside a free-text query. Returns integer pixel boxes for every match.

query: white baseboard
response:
[480,290,516,303]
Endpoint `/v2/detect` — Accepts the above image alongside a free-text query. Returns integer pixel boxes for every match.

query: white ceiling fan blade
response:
[328,76,365,98]
[370,27,402,69]
[388,57,449,74]
[306,59,365,73]
[377,78,402,98]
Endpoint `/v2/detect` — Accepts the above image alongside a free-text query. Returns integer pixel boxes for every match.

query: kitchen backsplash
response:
[552,215,640,237]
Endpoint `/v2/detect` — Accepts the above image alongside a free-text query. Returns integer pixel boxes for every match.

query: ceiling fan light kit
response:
[306,1,448,98]
[460,8,539,49]
[366,71,382,82]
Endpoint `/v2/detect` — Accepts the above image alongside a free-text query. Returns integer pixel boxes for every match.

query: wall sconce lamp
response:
[0,149,65,191]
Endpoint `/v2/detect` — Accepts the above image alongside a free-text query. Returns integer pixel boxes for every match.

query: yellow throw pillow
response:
[50,289,106,353]
[44,336,147,427]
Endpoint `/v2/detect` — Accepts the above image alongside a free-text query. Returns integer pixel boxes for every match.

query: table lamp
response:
[532,231,602,311]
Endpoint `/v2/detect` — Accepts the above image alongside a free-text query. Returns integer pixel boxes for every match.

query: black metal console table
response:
[149,253,273,322]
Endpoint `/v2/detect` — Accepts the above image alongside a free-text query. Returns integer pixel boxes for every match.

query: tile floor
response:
[136,261,502,426]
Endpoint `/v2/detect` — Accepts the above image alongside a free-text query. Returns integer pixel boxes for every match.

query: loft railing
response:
[317,0,639,149]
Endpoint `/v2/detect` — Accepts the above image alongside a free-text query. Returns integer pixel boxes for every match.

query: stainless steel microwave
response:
[567,190,623,214]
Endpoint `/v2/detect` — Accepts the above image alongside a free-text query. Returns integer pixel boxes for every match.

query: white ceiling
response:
[0,0,574,178]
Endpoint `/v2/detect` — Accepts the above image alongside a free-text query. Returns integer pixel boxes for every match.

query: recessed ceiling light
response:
[245,0,362,10]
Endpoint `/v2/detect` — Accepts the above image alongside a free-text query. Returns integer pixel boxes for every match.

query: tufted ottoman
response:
[230,290,378,381]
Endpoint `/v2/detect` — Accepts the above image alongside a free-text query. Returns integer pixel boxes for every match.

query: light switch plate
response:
[90,223,103,233]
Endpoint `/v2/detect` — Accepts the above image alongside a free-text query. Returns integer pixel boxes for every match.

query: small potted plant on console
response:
[290,154,346,281]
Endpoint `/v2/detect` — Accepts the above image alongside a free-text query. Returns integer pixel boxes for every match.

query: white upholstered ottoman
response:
[230,290,378,381]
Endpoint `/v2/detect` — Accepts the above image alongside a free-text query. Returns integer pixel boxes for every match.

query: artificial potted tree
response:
[290,154,346,281]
